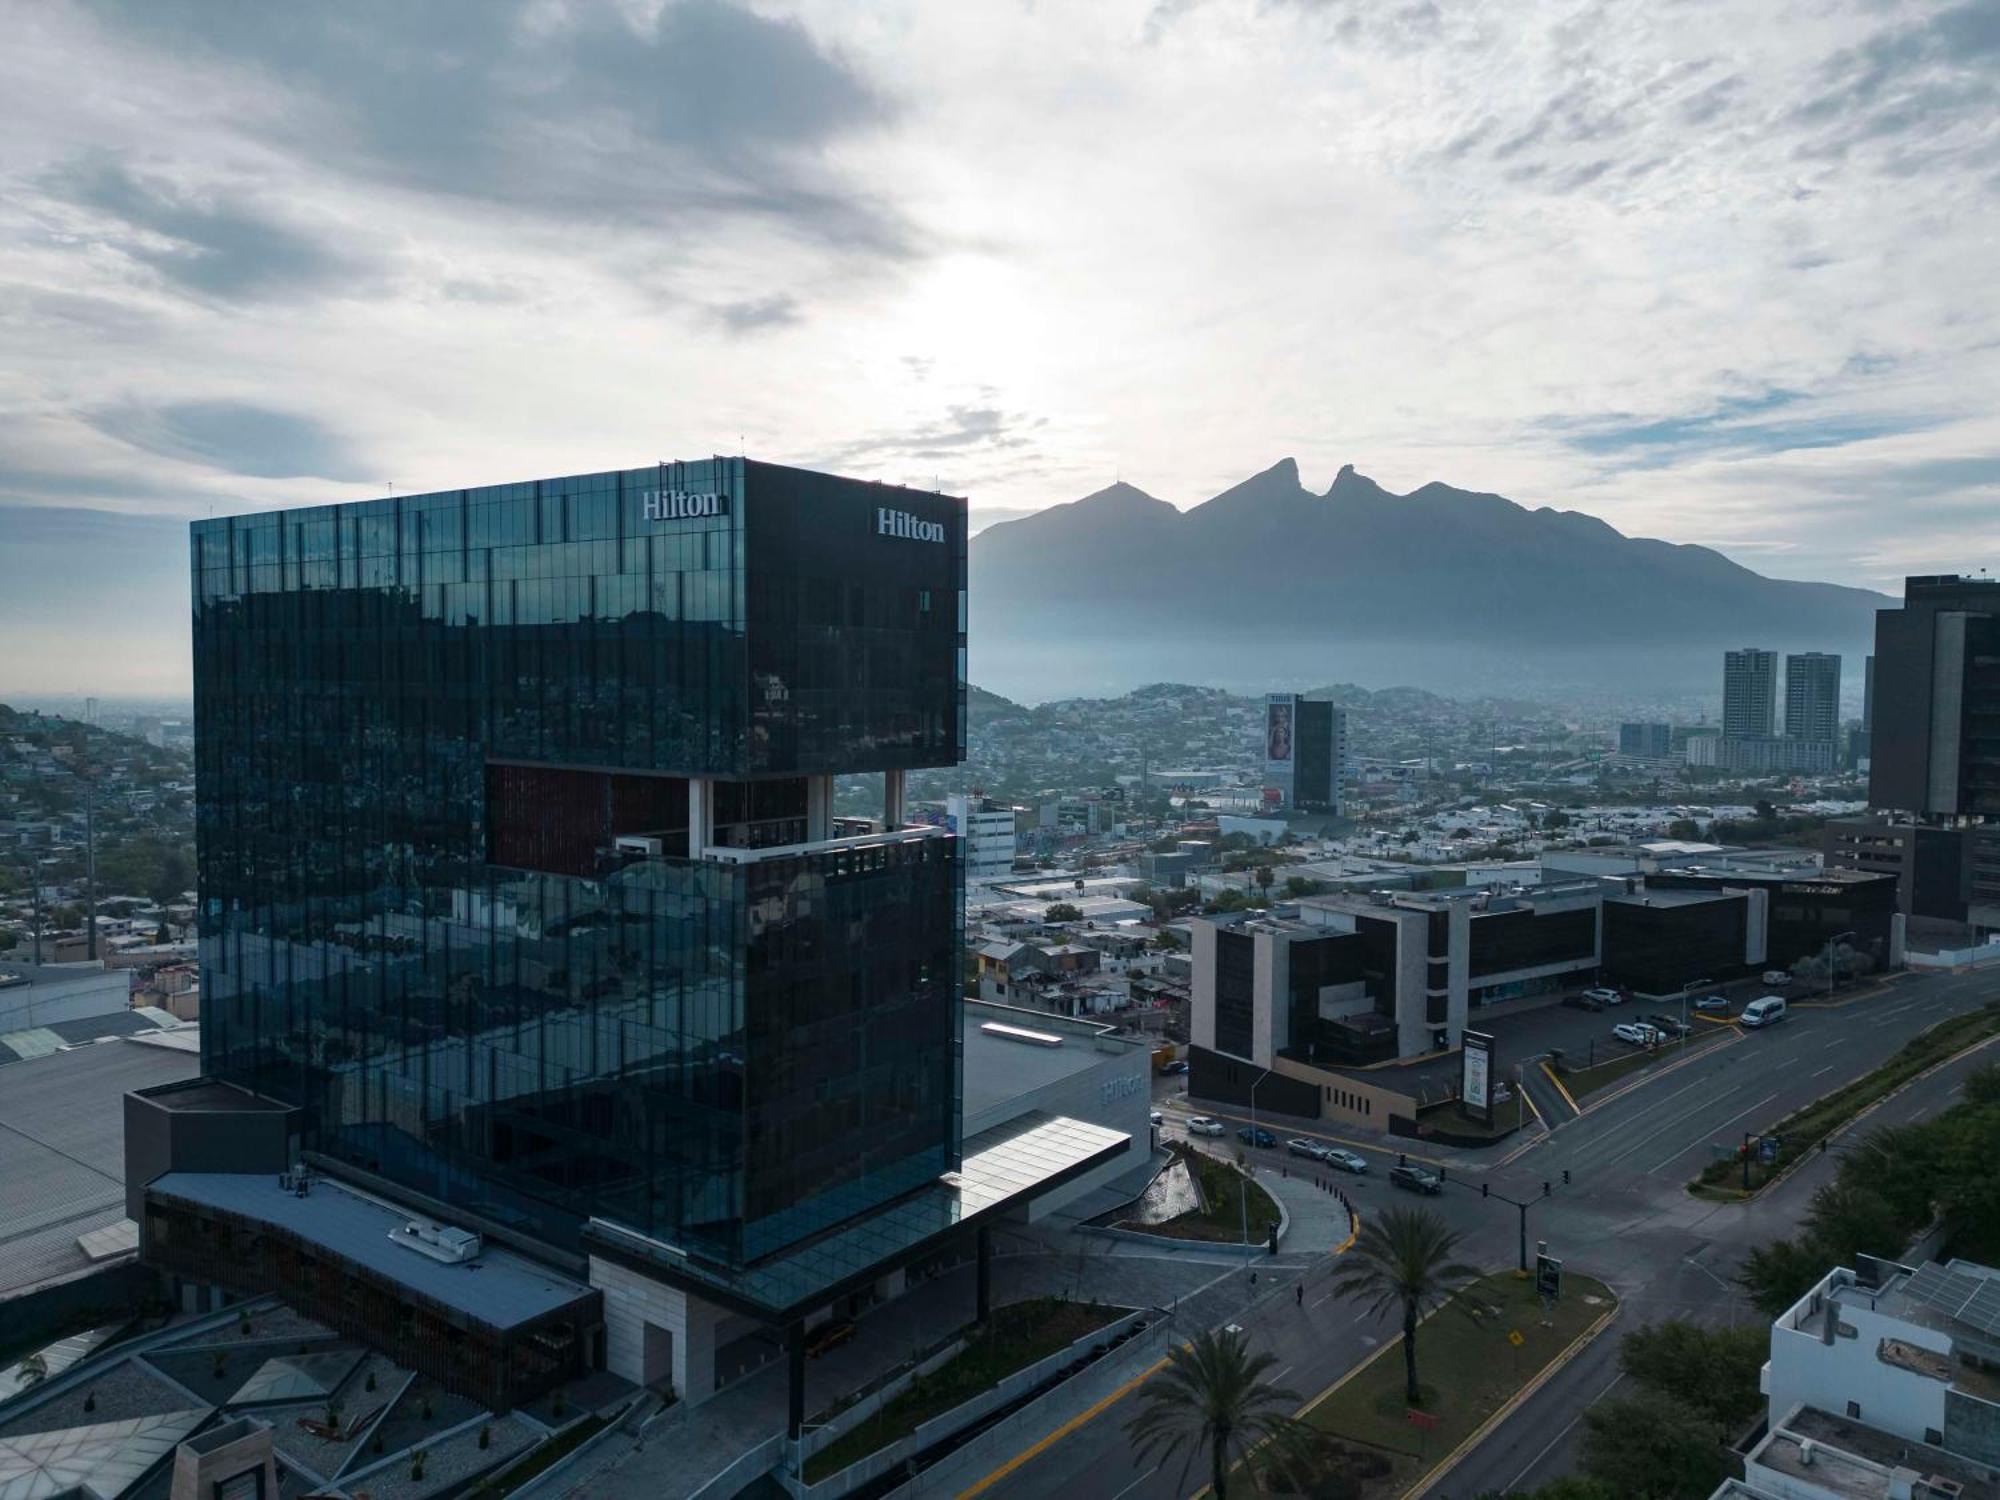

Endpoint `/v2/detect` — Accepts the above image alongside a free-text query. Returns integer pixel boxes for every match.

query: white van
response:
[1740,995,1788,1028]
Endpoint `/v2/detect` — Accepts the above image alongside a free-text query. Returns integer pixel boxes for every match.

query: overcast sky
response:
[1,0,1996,696]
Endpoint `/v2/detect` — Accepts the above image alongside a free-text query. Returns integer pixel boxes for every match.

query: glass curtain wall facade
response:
[192,458,967,1269]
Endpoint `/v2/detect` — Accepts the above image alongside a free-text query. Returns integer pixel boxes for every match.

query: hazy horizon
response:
[2,1,1995,695]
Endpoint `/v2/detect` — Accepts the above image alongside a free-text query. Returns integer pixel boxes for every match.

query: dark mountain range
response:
[967,459,1887,705]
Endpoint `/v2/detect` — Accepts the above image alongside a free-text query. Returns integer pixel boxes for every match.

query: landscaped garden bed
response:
[802,1298,1124,1483]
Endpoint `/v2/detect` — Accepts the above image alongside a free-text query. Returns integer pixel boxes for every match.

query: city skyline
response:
[2,0,1998,693]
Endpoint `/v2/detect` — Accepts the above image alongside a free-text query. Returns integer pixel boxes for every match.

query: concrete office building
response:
[127,459,1131,1427]
[947,792,1019,885]
[1871,574,2000,820]
[1707,1255,2000,1500]
[1824,818,1971,931]
[1724,647,1780,739]
[1263,694,1346,815]
[1186,876,1773,1127]
[1785,651,1843,745]
[1619,722,1672,760]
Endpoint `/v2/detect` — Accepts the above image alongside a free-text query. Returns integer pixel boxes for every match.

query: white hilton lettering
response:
[876,506,945,543]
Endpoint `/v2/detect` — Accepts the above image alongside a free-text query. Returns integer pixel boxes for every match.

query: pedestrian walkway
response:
[582,1244,1251,1497]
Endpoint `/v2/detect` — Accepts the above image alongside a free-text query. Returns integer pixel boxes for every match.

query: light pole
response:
[1243,1066,1272,1276]
[1679,977,1709,1056]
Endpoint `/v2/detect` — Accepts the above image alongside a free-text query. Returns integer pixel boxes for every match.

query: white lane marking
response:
[1111,1463,1163,1500]
[1811,1064,1836,1078]
[1643,1091,1781,1174]
[1503,1372,1626,1492]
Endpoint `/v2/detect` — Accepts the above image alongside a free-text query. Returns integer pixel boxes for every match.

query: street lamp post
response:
[1243,1066,1272,1276]
[1679,977,1709,1056]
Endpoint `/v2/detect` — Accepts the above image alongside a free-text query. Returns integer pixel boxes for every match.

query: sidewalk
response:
[582,1245,1256,1497]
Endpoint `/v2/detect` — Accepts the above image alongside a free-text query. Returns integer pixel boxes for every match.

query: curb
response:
[956,1210,1362,1500]
[1686,1024,2000,1203]
[1403,1301,1621,1500]
[1569,1027,1740,1116]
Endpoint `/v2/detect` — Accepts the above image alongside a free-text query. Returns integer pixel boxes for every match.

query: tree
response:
[1045,902,1083,923]
[1124,1326,1316,1498]
[1618,1319,1767,1426]
[1474,1478,1619,1500]
[1327,1207,1477,1405]
[1737,1234,1827,1317]
[1578,1391,1729,1499]
[149,847,192,908]
[1666,818,1701,840]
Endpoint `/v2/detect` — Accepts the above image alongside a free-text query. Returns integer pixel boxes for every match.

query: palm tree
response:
[1124,1326,1315,1498]
[1328,1206,1478,1406]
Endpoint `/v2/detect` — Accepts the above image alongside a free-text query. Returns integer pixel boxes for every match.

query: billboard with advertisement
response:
[1265,694,1296,767]
[1462,1029,1495,1123]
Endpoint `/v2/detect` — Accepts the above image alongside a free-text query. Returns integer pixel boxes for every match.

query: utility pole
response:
[82,743,98,962]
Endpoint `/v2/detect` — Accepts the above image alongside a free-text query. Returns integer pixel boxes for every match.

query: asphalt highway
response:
[965,966,1999,1500]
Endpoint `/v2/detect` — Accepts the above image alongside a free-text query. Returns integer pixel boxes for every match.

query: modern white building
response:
[947,793,1019,885]
[1709,1255,2000,1500]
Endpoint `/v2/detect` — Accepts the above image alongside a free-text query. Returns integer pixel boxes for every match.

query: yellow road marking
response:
[1404,1303,1621,1500]
[1539,1061,1580,1116]
[956,1215,1362,1498]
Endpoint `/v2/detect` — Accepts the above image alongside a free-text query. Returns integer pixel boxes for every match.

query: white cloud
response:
[0,0,1996,692]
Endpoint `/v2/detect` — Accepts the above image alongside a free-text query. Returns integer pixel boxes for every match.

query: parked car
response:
[1287,1137,1326,1159]
[1324,1148,1369,1174]
[1582,987,1625,1007]
[1187,1116,1226,1136]
[1163,1060,1190,1074]
[1693,994,1732,1013]
[1643,1013,1694,1036]
[1149,1110,1164,1127]
[1762,970,1793,987]
[1238,1125,1277,1148]
[1740,995,1789,1028]
[1389,1163,1442,1194]
[805,1320,856,1358]
[1613,1021,1660,1046]
[1563,992,1606,1012]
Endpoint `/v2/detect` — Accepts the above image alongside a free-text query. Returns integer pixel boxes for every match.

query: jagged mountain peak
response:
[967,457,1888,701]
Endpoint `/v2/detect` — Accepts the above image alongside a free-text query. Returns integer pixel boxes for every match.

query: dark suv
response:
[1389,1164,1442,1195]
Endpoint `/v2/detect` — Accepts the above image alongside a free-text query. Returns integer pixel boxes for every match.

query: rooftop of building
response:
[1604,885,1744,909]
[147,1170,597,1332]
[1756,1405,2000,1500]
[961,1002,1142,1121]
[0,1030,199,1299]
[585,1109,1129,1323]
[134,1077,292,1113]
[1794,1258,2000,1403]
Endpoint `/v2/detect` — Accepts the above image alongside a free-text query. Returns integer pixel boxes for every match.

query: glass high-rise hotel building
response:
[188,455,979,1269]
[152,456,1128,1418]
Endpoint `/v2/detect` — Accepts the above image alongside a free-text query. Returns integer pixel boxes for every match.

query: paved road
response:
[966,967,1998,1499]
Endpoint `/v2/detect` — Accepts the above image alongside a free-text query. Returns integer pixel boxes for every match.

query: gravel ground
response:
[346,1412,540,1500]
[140,1340,360,1408]
[160,1305,332,1349]
[365,1375,483,1458]
[517,1368,639,1428]
[0,1357,203,1437]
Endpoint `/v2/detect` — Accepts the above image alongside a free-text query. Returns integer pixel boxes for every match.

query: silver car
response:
[1324,1148,1369,1173]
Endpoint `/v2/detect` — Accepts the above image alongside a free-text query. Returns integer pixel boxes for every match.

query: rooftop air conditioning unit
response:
[393,1219,483,1264]
[1918,1480,1965,1500]
[615,835,666,858]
